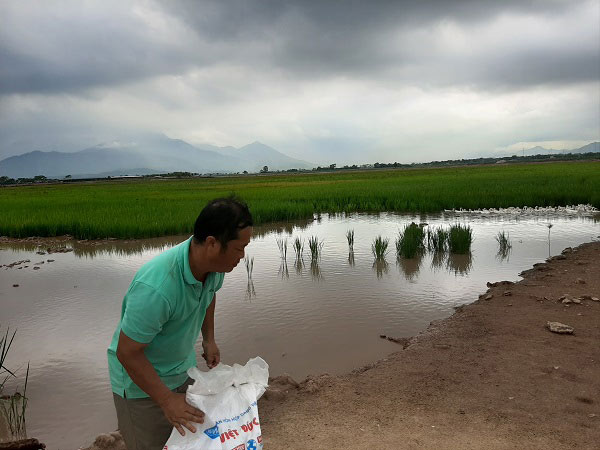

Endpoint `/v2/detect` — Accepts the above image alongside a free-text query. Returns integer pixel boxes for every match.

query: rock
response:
[503,291,512,296]
[486,281,514,288]
[572,298,581,304]
[35,251,46,255]
[12,284,19,287]
[81,431,126,450]
[549,254,567,261]
[269,373,299,389]
[575,278,586,284]
[484,294,493,300]
[387,336,411,348]
[33,267,40,270]
[263,387,287,401]
[0,438,46,449]
[593,297,600,302]
[47,259,55,263]
[546,321,574,334]
[561,247,572,254]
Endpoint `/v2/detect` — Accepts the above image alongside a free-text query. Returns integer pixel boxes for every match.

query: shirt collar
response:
[182,236,203,285]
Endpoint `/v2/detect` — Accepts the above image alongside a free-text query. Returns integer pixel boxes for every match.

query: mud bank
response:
[82,241,599,450]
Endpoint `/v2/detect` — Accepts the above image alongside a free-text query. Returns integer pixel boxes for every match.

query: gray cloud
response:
[0,0,598,163]
[1,0,597,95]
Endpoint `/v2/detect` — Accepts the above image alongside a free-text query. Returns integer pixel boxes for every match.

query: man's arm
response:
[116,331,204,436]
[201,294,220,368]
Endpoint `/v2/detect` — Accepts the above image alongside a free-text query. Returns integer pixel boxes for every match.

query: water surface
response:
[1,211,598,448]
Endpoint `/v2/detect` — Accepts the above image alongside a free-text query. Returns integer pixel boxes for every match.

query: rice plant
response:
[395,222,426,259]
[244,255,254,279]
[1,326,17,391]
[1,363,29,440]
[292,237,304,259]
[276,237,288,260]
[307,236,324,261]
[448,224,473,254]
[371,235,389,260]
[346,229,355,250]
[427,226,448,253]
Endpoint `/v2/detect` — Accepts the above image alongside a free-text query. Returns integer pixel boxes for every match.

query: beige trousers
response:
[112,378,193,450]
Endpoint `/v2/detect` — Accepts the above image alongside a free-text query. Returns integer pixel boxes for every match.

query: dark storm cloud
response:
[0,0,597,95]
[164,0,599,87]
[0,2,198,94]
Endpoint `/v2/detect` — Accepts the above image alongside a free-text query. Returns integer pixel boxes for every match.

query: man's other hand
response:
[202,340,220,368]
[159,392,205,436]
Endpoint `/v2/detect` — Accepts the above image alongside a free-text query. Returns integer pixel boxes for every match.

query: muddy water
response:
[1,212,598,449]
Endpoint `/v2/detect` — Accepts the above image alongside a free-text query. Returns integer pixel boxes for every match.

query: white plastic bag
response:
[163,357,269,450]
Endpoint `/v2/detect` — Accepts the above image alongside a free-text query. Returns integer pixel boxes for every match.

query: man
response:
[107,197,253,450]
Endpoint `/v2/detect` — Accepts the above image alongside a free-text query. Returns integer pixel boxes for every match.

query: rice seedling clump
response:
[396,222,426,259]
[448,224,473,254]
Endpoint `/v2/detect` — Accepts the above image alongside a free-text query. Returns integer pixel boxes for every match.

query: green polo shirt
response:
[107,236,225,399]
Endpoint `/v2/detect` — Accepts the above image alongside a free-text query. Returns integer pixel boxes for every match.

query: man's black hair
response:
[193,196,253,248]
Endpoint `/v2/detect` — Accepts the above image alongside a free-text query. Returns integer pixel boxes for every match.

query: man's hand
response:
[202,340,220,368]
[158,392,205,436]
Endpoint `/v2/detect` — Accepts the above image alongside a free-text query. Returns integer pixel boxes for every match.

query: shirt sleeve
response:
[120,281,172,344]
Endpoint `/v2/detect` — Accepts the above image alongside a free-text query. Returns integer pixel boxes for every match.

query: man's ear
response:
[205,236,218,249]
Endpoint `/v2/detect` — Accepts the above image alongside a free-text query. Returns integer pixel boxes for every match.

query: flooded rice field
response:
[1,210,599,449]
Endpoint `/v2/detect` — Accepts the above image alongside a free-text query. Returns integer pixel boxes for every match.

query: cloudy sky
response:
[1,0,598,165]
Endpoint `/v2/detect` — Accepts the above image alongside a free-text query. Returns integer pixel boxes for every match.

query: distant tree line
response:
[1,152,598,186]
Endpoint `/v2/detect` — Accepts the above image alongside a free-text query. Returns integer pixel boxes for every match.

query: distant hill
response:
[0,134,314,178]
[491,141,599,158]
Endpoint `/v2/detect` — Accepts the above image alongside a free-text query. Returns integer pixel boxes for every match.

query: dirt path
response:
[81,241,599,450]
[259,242,600,449]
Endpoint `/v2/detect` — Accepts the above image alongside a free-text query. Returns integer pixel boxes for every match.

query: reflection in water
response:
[397,254,422,280]
[278,260,289,279]
[252,217,313,238]
[294,257,304,275]
[348,250,355,267]
[245,279,256,301]
[310,260,323,280]
[430,251,446,272]
[446,252,473,275]
[496,246,511,262]
[372,259,389,279]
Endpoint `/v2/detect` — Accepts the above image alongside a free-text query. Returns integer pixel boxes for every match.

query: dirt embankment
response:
[83,241,599,450]
[259,241,600,449]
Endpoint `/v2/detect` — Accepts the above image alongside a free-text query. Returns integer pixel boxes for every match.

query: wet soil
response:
[81,241,598,449]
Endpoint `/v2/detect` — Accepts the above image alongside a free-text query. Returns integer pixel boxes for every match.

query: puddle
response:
[1,211,598,448]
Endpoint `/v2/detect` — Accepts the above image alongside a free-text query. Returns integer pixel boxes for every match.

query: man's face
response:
[215,226,253,272]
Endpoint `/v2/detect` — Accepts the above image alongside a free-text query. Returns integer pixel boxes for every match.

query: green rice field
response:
[1,162,599,239]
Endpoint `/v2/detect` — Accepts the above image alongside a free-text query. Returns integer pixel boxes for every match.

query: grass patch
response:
[1,162,598,239]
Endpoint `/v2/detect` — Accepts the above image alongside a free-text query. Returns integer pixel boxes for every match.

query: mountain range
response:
[0,134,314,178]
[0,138,597,179]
